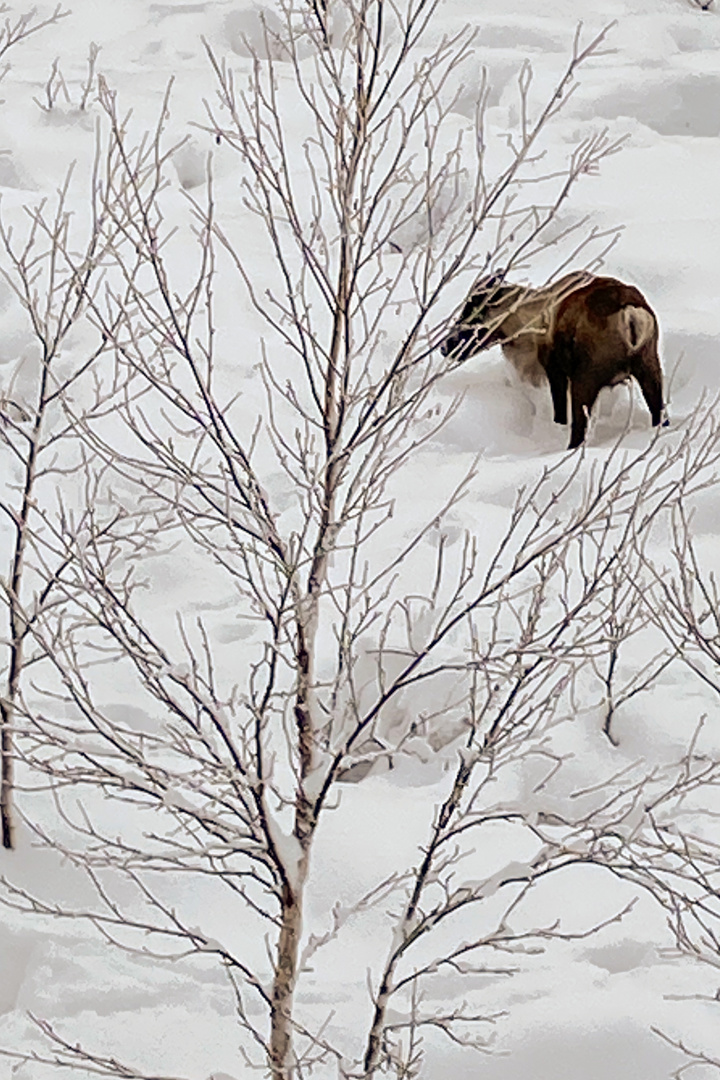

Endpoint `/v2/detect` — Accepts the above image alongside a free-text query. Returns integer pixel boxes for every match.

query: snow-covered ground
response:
[2,1,720,1079]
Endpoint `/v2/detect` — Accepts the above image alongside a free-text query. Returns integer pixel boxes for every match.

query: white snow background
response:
[0,1,720,1078]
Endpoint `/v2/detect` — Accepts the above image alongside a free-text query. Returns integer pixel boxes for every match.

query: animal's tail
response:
[618,306,655,353]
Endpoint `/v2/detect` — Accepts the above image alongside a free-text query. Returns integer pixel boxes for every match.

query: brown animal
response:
[441,271,594,381]
[442,272,665,448]
[539,276,665,448]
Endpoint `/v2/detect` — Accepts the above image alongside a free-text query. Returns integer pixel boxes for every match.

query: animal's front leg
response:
[540,345,569,425]
[568,377,603,449]
[546,360,569,423]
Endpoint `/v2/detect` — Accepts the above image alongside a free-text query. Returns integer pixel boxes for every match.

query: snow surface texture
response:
[0,1,720,1079]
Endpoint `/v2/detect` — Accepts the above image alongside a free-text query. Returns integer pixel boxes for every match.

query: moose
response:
[442,271,666,449]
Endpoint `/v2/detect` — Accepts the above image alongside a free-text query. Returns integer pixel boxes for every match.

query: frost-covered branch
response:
[3,3,720,1080]
[0,162,122,848]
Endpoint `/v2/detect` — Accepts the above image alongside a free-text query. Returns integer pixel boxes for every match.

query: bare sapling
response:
[639,493,720,705]
[0,147,133,849]
[588,559,681,745]
[3,3,720,1080]
[33,42,101,114]
[359,409,720,1075]
[0,0,77,851]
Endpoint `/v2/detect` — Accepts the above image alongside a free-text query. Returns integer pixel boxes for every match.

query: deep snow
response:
[1,1,720,1079]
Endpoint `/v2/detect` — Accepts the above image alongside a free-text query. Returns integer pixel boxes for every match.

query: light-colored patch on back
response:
[498,271,594,384]
[617,305,655,353]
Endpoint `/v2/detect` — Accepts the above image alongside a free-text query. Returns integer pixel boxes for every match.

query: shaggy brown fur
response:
[442,272,666,449]
[540,276,665,449]
[442,271,593,384]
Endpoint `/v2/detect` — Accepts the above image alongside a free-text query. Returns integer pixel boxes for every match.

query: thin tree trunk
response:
[1,371,47,849]
[1,550,29,850]
[1,562,29,851]
[363,757,475,1074]
[0,698,15,849]
[269,867,308,1080]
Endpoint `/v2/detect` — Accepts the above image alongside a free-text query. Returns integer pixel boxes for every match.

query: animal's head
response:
[441,272,520,361]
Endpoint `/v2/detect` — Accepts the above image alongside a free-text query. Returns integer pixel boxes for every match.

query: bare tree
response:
[588,558,681,745]
[2,3,720,1079]
[640,496,720,707]
[0,167,130,849]
[0,1,103,851]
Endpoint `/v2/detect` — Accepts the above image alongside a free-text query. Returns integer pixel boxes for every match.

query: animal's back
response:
[553,276,658,380]
[500,271,595,384]
[555,277,654,332]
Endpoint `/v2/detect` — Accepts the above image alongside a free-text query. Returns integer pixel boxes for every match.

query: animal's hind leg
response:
[634,350,665,427]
